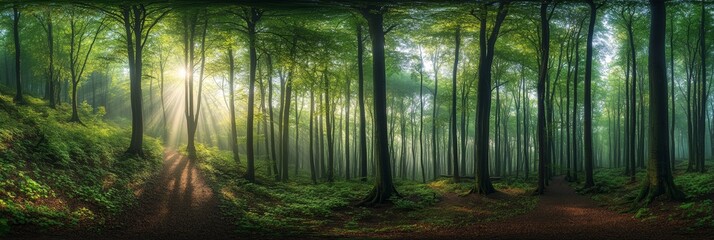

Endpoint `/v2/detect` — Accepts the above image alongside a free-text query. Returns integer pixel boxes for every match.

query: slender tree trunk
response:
[245,8,262,182]
[624,9,638,182]
[12,5,24,104]
[536,0,551,194]
[583,0,596,188]
[419,47,426,183]
[432,49,441,180]
[357,25,369,182]
[450,26,461,182]
[228,48,240,163]
[46,9,55,108]
[309,89,317,184]
[280,38,297,181]
[325,72,335,182]
[572,19,583,182]
[345,71,351,180]
[266,54,279,180]
[669,13,676,170]
[697,1,707,173]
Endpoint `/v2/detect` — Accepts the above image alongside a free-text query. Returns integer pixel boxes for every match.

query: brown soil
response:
[101,150,235,240]
[385,176,712,240]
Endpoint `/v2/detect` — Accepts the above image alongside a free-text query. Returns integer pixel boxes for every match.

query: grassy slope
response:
[0,94,163,235]
[575,164,714,230]
[193,145,539,238]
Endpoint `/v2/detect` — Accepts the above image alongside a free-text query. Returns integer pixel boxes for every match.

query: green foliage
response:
[678,200,714,227]
[674,173,714,199]
[194,144,539,237]
[0,94,162,234]
[633,208,652,220]
[582,168,714,230]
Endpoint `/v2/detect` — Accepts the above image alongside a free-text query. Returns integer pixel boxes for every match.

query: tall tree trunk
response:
[536,0,551,194]
[12,5,24,104]
[450,26,461,182]
[46,9,55,108]
[636,0,684,204]
[669,12,676,170]
[471,2,508,195]
[359,6,397,205]
[266,54,279,180]
[245,8,262,182]
[419,47,426,183]
[357,24,369,182]
[228,48,240,163]
[521,65,530,181]
[325,72,335,182]
[583,0,596,188]
[345,70,351,180]
[697,1,707,173]
[122,5,168,156]
[432,49,441,180]
[296,93,302,176]
[625,8,638,182]
[309,88,317,184]
[572,19,583,183]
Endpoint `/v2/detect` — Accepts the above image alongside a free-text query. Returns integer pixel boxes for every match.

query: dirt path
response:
[104,150,234,240]
[415,176,706,240]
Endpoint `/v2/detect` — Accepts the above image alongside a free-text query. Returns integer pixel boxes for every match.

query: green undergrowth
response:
[193,145,538,238]
[0,94,163,236]
[576,164,714,229]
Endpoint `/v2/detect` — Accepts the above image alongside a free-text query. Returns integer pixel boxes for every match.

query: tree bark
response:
[357,24,369,182]
[359,5,397,205]
[245,8,262,182]
[471,2,508,195]
[12,5,24,104]
[325,72,335,182]
[450,26,461,182]
[583,0,596,188]
[536,0,551,194]
[228,48,240,164]
[636,0,684,204]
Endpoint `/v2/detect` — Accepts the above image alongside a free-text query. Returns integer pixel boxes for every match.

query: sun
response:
[175,68,187,78]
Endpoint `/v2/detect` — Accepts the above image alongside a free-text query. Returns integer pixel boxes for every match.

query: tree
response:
[37,7,56,108]
[67,9,106,123]
[325,71,335,182]
[635,0,685,205]
[357,24,368,182]
[359,5,397,205]
[89,3,169,156]
[471,1,508,195]
[227,47,241,164]
[536,0,552,195]
[12,4,24,104]
[450,26,461,183]
[230,7,263,182]
[695,0,707,173]
[181,10,209,158]
[583,0,597,189]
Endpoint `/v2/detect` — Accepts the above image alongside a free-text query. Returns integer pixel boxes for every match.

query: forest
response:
[1,0,713,239]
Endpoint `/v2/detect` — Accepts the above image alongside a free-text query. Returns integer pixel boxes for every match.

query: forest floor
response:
[7,147,713,239]
[99,150,236,239]
[5,150,235,240]
[395,176,709,240]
